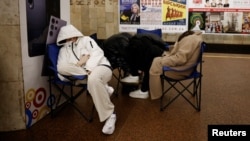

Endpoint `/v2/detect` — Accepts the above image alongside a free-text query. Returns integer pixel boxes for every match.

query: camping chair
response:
[47,43,94,122]
[160,41,206,111]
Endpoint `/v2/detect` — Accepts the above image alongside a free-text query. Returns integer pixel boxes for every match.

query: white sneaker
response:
[105,85,114,96]
[129,89,149,99]
[120,75,139,84]
[102,114,116,135]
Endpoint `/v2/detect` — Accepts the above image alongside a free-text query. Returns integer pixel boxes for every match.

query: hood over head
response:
[57,24,84,46]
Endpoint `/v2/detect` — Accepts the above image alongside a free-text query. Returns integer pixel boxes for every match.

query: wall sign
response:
[119,0,250,34]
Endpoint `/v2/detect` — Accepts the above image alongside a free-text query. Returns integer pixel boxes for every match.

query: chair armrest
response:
[163,66,180,71]
[62,75,87,80]
[48,66,87,81]
[163,64,196,72]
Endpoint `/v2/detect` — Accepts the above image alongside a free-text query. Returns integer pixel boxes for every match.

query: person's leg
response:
[128,59,151,99]
[140,43,165,91]
[140,71,149,92]
[128,71,149,99]
[87,66,117,134]
[120,64,140,84]
[129,44,164,99]
[121,38,144,83]
[87,66,114,122]
[149,57,164,100]
[129,67,150,99]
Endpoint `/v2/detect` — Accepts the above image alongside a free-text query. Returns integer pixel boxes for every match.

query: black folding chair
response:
[47,43,94,122]
[160,42,206,111]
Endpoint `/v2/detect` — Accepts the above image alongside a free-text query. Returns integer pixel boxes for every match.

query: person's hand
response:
[86,70,91,75]
[76,54,90,66]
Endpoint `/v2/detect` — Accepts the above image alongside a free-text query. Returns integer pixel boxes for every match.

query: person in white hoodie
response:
[56,24,116,135]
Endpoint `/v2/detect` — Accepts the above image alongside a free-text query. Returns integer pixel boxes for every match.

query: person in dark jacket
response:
[102,32,132,76]
[123,33,168,99]
[102,32,168,99]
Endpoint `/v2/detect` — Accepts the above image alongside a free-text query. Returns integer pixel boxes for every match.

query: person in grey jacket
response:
[56,24,116,135]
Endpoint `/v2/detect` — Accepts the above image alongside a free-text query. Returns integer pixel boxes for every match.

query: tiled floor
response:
[1,53,250,141]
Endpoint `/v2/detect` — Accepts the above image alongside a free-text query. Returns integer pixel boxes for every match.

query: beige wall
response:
[69,0,119,39]
[0,0,250,132]
[0,0,26,131]
[70,0,250,44]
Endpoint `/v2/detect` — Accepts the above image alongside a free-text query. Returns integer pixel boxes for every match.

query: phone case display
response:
[26,0,60,57]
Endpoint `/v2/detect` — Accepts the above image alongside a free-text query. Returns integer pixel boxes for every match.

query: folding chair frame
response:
[47,43,94,122]
[160,42,206,112]
[112,67,123,97]
[48,78,94,122]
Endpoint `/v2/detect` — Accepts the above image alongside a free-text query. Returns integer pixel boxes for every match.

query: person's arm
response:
[57,47,68,67]
[160,35,201,67]
[76,54,90,67]
[83,37,105,72]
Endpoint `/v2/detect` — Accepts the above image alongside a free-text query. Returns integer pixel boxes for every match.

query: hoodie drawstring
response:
[71,42,80,61]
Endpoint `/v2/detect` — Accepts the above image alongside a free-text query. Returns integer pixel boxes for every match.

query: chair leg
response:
[113,67,122,97]
[50,83,94,122]
[69,86,95,122]
[49,78,55,117]
[160,81,182,111]
[160,78,201,111]
[71,103,94,122]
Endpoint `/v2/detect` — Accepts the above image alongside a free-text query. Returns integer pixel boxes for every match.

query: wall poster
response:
[119,0,187,33]
[119,0,250,34]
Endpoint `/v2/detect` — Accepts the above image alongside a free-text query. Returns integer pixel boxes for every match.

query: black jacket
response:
[127,33,168,72]
[102,32,132,73]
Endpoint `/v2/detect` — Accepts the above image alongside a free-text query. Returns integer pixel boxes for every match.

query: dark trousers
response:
[129,44,164,92]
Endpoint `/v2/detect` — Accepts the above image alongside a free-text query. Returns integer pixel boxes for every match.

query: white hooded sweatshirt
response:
[56,24,110,79]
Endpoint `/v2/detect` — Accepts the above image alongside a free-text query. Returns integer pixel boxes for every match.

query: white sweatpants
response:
[57,63,87,81]
[87,65,114,122]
